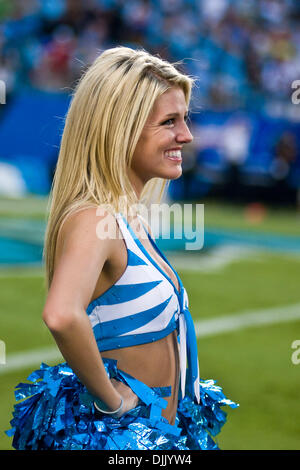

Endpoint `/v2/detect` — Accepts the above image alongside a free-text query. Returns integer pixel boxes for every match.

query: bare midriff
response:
[101,330,180,424]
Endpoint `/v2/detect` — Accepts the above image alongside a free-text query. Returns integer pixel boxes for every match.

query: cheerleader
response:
[7,46,237,450]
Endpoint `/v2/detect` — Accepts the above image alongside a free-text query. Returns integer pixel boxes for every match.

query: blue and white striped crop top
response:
[86,213,200,403]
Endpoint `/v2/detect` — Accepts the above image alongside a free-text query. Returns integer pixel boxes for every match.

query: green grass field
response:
[0,197,300,450]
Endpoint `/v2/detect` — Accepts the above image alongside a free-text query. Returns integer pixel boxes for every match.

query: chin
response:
[165,167,182,180]
[149,165,182,181]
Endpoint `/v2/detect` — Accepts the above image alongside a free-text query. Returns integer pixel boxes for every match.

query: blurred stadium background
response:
[0,0,300,450]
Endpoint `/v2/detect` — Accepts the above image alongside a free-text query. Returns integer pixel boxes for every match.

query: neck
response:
[128,169,147,201]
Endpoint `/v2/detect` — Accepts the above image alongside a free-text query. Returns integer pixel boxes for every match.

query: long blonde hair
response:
[43,46,194,290]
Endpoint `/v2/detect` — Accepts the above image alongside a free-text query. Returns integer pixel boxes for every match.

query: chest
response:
[138,235,180,294]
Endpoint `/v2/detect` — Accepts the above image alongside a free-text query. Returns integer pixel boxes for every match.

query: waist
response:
[101,330,180,424]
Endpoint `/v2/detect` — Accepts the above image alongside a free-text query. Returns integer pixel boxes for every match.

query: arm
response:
[42,208,137,414]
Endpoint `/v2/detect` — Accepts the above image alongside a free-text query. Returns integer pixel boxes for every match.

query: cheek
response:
[132,137,155,165]
[131,129,170,171]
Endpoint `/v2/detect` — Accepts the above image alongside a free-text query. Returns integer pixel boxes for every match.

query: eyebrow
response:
[163,112,189,118]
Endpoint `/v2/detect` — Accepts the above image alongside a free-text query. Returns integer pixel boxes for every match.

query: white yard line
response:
[1,302,300,375]
[194,302,300,337]
[168,245,261,272]
[1,239,299,278]
[0,347,63,375]
[0,245,257,277]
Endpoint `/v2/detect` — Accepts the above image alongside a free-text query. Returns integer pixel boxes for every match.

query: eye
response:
[161,118,175,126]
[160,114,190,126]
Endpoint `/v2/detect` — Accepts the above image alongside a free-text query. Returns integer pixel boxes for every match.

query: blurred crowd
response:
[0,0,300,113]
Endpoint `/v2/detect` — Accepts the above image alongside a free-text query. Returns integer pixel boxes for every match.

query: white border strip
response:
[1,303,300,375]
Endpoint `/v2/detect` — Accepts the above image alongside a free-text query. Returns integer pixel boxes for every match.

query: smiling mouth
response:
[164,150,182,161]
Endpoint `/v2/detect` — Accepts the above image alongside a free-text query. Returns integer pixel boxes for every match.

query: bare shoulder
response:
[56,205,121,281]
[45,206,119,314]
[60,206,118,248]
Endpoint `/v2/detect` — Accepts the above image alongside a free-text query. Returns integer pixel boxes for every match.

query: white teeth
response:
[165,150,181,159]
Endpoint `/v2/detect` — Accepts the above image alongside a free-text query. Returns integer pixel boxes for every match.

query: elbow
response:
[42,308,76,333]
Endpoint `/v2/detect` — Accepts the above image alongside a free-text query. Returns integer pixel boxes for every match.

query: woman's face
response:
[129,86,193,196]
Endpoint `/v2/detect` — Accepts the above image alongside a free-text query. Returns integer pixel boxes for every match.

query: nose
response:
[176,121,193,144]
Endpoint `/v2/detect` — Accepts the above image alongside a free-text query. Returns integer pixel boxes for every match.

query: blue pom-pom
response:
[6,360,238,450]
